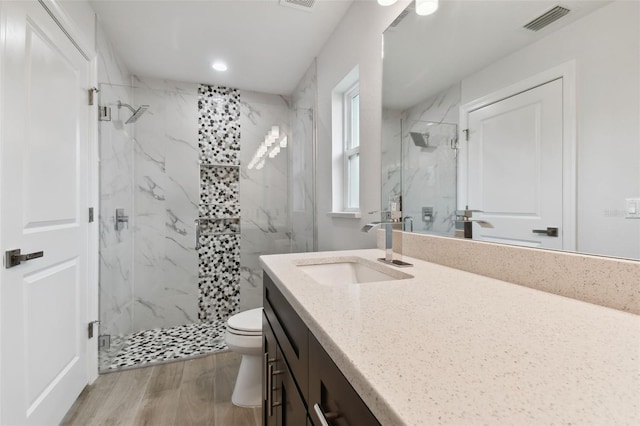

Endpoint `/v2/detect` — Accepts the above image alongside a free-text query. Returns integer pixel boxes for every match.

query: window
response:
[343,83,360,210]
[330,66,360,217]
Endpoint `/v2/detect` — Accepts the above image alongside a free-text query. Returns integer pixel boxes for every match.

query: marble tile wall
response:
[198,85,242,321]
[239,90,292,311]
[290,60,317,253]
[402,84,461,236]
[97,22,135,340]
[132,77,200,332]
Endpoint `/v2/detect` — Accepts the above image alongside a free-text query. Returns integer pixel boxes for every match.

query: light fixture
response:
[415,0,438,16]
[377,0,397,5]
[279,136,288,148]
[255,159,265,170]
[211,61,228,72]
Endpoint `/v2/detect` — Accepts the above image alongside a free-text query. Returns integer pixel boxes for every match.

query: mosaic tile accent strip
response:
[198,84,241,323]
[198,234,241,321]
[200,167,240,205]
[199,218,241,234]
[198,275,241,322]
[198,203,241,218]
[198,86,241,165]
[102,321,228,370]
[198,234,241,277]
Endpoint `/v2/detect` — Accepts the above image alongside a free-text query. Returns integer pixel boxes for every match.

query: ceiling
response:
[89,0,354,95]
[383,0,611,110]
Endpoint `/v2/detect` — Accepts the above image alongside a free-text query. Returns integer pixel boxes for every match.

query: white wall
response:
[461,1,640,259]
[315,0,410,251]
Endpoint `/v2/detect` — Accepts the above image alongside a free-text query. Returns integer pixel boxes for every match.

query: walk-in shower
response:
[97,68,317,372]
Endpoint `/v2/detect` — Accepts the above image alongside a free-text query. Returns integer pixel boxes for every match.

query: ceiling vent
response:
[524,6,570,31]
[280,0,316,12]
[389,6,413,28]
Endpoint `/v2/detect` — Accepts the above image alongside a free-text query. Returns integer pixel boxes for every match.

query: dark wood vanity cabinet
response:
[263,272,381,426]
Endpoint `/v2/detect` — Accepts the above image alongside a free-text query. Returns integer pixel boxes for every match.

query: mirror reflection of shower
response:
[403,120,458,235]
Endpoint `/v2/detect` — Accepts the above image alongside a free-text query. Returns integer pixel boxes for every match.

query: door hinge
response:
[88,87,100,106]
[463,129,470,141]
[89,207,94,223]
[88,320,100,339]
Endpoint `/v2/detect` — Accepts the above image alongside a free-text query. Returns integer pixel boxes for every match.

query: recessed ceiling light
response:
[212,61,228,72]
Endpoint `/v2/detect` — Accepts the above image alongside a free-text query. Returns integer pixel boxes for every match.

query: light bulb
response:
[211,61,228,72]
[377,0,397,6]
[415,0,438,16]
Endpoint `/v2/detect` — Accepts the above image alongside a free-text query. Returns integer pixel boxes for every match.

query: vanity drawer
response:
[263,271,309,404]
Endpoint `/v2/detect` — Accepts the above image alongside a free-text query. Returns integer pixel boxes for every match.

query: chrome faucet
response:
[361,221,412,267]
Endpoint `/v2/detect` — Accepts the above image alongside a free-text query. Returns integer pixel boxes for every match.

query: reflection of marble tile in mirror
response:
[382,0,640,260]
[402,119,457,236]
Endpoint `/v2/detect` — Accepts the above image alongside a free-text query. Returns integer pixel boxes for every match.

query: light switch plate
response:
[626,198,640,219]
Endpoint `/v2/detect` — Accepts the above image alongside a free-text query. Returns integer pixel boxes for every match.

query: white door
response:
[0,1,90,424]
[466,78,563,249]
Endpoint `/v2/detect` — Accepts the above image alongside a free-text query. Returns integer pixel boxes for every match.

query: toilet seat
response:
[226,308,262,336]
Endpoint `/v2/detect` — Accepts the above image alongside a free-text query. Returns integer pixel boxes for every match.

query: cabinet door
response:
[263,272,309,403]
[264,313,278,426]
[277,346,307,426]
[264,312,307,426]
[309,334,381,426]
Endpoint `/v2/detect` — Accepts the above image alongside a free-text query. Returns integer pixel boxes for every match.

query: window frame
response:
[343,82,360,211]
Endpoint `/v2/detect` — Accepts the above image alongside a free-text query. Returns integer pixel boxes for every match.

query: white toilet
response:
[224,307,263,407]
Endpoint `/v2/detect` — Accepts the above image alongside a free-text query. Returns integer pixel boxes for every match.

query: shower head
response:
[409,132,436,151]
[117,101,149,124]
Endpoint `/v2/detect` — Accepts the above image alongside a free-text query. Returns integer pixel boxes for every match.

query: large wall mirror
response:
[382,0,640,260]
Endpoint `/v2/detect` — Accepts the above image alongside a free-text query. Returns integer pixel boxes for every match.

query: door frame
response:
[0,0,100,395]
[458,61,577,252]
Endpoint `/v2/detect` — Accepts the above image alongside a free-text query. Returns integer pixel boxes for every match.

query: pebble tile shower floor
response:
[99,321,228,371]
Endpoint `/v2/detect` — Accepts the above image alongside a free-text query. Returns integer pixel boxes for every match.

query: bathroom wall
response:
[460,1,640,259]
[290,60,318,253]
[131,77,200,332]
[97,22,136,339]
[239,90,292,311]
[315,0,411,251]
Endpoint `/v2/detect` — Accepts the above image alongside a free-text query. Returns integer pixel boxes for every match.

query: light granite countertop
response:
[259,249,640,426]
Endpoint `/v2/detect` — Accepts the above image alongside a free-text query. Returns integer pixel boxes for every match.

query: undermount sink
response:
[296,256,413,285]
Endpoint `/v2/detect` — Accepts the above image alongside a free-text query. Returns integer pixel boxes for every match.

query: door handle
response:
[268,364,283,417]
[532,227,558,237]
[5,249,44,269]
